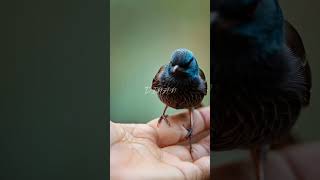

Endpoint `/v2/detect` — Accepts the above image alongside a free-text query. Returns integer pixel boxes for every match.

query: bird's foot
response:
[184,127,193,139]
[183,125,193,156]
[157,115,170,127]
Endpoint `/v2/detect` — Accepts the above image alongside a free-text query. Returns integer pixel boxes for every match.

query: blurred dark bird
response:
[211,0,312,180]
[152,48,207,154]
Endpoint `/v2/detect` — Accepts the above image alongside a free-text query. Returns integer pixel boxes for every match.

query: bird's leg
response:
[184,108,194,156]
[157,105,170,127]
[250,144,270,180]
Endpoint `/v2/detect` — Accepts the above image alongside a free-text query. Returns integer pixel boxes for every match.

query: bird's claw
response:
[157,115,170,127]
[183,125,193,155]
[183,125,193,139]
[185,128,193,139]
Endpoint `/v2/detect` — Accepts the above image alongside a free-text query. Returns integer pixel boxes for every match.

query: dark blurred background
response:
[1,0,108,179]
[213,0,320,166]
[110,0,210,123]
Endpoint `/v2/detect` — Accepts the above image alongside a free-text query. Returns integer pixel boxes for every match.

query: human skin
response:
[110,107,210,180]
[110,106,320,180]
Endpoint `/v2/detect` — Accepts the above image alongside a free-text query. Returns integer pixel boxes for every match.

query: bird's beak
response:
[172,65,179,73]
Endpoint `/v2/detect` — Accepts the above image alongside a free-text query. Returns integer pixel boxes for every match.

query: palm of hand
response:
[110,107,210,180]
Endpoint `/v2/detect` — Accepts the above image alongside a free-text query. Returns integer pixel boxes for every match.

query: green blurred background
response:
[110,0,210,123]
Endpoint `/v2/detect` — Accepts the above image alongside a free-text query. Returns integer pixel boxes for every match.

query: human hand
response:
[110,107,210,180]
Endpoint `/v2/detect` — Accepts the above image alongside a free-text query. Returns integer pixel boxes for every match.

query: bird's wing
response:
[151,65,165,90]
[285,20,306,64]
[284,20,312,106]
[199,68,208,95]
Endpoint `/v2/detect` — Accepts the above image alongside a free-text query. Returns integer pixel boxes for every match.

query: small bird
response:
[152,48,207,154]
[211,0,311,180]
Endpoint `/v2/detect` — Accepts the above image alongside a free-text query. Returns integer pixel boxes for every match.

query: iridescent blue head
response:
[168,48,199,78]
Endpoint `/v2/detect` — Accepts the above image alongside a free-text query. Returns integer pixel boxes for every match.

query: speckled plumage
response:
[153,67,206,109]
[152,48,207,154]
[152,49,207,109]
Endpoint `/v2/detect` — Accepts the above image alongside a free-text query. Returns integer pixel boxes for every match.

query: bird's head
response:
[211,0,283,36]
[168,48,199,78]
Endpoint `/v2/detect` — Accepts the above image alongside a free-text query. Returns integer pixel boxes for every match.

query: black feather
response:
[211,1,311,151]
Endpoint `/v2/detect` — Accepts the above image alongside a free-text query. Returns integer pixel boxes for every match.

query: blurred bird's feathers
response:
[284,21,312,105]
[211,18,312,151]
[285,21,306,63]
[211,2,312,180]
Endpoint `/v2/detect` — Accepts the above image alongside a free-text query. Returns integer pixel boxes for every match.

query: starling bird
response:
[211,0,311,180]
[152,48,207,154]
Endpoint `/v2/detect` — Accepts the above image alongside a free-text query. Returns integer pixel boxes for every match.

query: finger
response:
[148,106,210,147]
[162,135,210,162]
[110,121,125,145]
[161,154,210,180]
[162,145,191,161]
[178,130,209,145]
[190,135,210,161]
[194,156,210,180]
